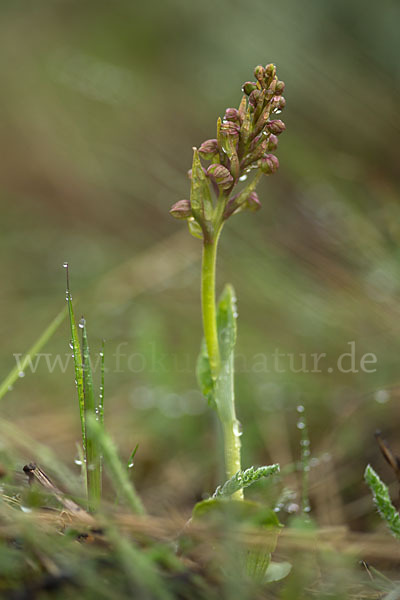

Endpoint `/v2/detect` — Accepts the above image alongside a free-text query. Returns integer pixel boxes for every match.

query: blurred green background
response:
[1,0,400,528]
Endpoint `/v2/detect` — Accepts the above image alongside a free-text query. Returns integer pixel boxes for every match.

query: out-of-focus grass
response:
[0,0,400,541]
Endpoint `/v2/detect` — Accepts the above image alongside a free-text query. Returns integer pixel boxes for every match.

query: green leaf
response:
[187,218,203,240]
[196,338,215,407]
[216,284,237,362]
[196,284,238,409]
[364,464,400,538]
[212,464,280,498]
[264,561,292,583]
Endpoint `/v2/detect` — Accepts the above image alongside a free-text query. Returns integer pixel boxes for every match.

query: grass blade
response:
[65,263,85,451]
[0,307,67,402]
[87,414,145,515]
[99,339,105,425]
[81,318,102,511]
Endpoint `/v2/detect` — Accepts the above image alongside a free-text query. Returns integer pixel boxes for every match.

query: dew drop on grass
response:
[69,341,74,349]
[18,371,25,378]
[233,420,243,437]
[239,174,248,182]
[296,405,304,413]
[128,462,134,469]
[63,262,68,268]
[297,419,305,430]
[74,459,83,466]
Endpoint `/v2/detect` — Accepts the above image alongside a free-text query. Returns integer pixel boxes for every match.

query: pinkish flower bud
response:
[244,191,261,211]
[254,65,265,82]
[224,191,261,219]
[267,134,279,151]
[224,108,239,122]
[220,120,240,139]
[266,119,286,135]
[207,164,234,191]
[198,138,219,159]
[169,199,192,219]
[278,96,286,110]
[248,89,261,108]
[260,154,279,175]
[275,80,285,95]
[242,81,258,95]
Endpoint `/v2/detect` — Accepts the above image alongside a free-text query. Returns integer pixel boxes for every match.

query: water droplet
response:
[78,318,85,329]
[296,405,304,413]
[303,505,311,513]
[69,341,74,349]
[128,462,134,469]
[20,506,32,513]
[63,262,68,268]
[233,420,243,437]
[74,458,83,466]
[239,174,248,182]
[99,352,104,357]
[297,420,305,430]
[300,439,310,447]
[375,389,390,404]
[18,371,25,378]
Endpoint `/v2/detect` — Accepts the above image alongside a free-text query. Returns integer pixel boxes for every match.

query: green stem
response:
[201,238,221,378]
[201,228,243,499]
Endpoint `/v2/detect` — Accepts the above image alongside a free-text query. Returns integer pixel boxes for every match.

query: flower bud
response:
[170,199,192,219]
[220,120,240,138]
[207,164,234,191]
[244,191,261,211]
[265,63,276,78]
[248,89,261,108]
[278,96,286,110]
[254,65,265,82]
[242,81,258,95]
[260,154,279,175]
[224,108,239,122]
[275,80,285,95]
[266,119,286,135]
[198,138,219,159]
[224,191,261,219]
[267,134,278,151]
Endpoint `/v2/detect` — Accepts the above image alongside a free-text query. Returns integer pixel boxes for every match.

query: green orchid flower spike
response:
[170,64,286,499]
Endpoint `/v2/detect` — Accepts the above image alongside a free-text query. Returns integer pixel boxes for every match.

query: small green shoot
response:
[364,464,400,539]
[212,464,280,499]
[65,263,103,511]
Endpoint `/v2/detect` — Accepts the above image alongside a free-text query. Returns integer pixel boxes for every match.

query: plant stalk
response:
[201,231,243,499]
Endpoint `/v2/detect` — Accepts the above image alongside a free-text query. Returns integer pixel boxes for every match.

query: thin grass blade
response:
[65,264,85,450]
[81,318,102,511]
[87,414,145,515]
[0,307,67,402]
